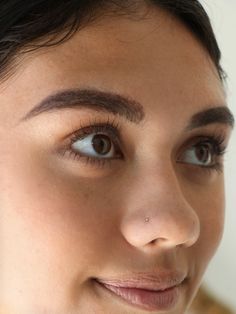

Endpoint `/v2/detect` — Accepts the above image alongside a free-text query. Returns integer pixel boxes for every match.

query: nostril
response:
[149,238,166,246]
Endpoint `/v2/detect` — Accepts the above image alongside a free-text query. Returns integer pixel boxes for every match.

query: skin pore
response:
[0,4,234,314]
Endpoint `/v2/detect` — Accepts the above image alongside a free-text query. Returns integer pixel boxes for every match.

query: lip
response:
[95,270,187,311]
[96,270,186,290]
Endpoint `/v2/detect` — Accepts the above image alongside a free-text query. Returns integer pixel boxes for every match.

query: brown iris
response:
[195,143,212,163]
[92,134,112,155]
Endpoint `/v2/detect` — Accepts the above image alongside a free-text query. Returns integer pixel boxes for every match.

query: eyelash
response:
[178,132,227,175]
[66,117,123,168]
[62,117,227,174]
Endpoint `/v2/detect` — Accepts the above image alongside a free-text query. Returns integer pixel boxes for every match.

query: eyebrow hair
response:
[185,106,235,131]
[20,88,235,130]
[21,88,144,124]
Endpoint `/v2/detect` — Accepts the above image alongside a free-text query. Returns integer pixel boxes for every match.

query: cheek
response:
[202,190,224,256]
[183,181,225,306]
[190,180,225,269]
[1,155,114,285]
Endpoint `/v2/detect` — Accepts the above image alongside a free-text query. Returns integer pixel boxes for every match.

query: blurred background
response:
[196,0,236,313]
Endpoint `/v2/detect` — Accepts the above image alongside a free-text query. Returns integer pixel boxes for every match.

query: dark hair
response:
[0,0,225,82]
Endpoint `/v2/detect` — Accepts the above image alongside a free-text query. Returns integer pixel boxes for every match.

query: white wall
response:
[200,0,236,311]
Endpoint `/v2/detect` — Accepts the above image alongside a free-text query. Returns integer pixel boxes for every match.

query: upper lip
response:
[95,269,187,291]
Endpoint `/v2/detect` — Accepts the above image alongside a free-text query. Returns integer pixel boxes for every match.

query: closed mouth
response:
[94,280,186,311]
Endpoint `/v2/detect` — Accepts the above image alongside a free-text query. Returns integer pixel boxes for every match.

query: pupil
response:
[92,134,111,155]
[196,145,210,163]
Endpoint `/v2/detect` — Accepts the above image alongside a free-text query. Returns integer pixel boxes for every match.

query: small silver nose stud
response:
[145,217,150,222]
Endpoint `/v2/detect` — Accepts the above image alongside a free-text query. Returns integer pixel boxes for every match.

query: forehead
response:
[34,7,220,78]
[0,6,225,127]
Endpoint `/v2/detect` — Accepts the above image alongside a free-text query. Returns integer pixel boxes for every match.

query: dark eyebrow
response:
[20,87,235,130]
[20,88,145,124]
[184,106,235,131]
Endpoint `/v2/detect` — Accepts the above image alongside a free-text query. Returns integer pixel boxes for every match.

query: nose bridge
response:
[120,163,200,249]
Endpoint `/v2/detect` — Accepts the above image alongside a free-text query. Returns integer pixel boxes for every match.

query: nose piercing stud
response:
[145,217,150,222]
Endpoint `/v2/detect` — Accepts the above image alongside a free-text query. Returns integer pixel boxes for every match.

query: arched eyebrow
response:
[20,88,144,124]
[20,87,235,130]
[184,106,235,131]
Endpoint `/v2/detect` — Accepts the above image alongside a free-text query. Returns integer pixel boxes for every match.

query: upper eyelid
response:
[68,123,227,158]
[69,124,122,146]
[68,121,227,145]
[176,134,227,157]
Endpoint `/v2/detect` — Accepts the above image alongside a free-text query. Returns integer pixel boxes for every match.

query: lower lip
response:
[95,280,183,311]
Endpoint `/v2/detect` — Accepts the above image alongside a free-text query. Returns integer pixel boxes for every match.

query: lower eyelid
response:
[60,147,121,167]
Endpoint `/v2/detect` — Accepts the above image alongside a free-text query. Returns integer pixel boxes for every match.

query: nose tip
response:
[120,164,201,251]
[150,214,200,249]
[121,202,200,250]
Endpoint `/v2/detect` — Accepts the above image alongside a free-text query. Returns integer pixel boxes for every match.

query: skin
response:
[0,5,233,314]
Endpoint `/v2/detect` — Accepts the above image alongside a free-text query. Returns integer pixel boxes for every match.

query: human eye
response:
[177,131,228,174]
[59,117,124,168]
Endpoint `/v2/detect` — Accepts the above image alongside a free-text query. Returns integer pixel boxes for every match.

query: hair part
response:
[0,0,226,83]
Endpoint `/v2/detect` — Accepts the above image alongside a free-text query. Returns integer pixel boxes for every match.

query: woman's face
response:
[0,7,234,314]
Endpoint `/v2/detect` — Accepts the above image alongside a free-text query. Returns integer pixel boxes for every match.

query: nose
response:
[120,165,200,250]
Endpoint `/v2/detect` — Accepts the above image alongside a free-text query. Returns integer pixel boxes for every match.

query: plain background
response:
[199,0,236,312]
